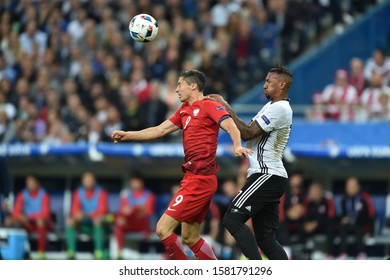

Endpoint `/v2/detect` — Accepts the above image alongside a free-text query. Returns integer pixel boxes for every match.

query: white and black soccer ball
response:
[128,14,158,43]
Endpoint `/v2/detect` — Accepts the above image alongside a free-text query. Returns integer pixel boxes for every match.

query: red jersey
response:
[169,99,230,175]
[70,187,108,219]
[13,188,50,220]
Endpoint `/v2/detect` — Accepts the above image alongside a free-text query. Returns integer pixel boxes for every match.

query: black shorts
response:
[227,173,288,231]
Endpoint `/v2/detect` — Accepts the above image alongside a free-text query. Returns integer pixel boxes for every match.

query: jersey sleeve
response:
[12,192,24,219]
[203,100,230,124]
[168,106,183,129]
[71,189,81,218]
[253,103,287,133]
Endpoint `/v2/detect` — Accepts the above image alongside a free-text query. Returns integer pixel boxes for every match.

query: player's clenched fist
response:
[111,130,128,143]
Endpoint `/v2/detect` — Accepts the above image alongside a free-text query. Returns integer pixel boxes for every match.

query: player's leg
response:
[223,209,260,259]
[181,221,217,260]
[156,213,187,259]
[92,216,105,259]
[338,223,349,258]
[223,174,272,259]
[252,203,288,260]
[114,215,127,259]
[65,216,78,259]
[35,218,48,259]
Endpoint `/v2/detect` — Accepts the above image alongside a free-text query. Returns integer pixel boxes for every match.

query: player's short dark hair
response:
[179,69,206,92]
[130,171,144,181]
[374,48,386,56]
[26,174,39,182]
[269,64,293,79]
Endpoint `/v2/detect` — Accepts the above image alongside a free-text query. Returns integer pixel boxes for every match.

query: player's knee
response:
[4,216,14,227]
[115,217,126,227]
[36,218,45,228]
[223,211,247,235]
[92,217,102,226]
[156,220,170,240]
[66,217,75,227]
[256,228,276,241]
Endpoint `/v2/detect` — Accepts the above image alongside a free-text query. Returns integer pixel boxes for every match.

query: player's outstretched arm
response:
[206,94,265,141]
[220,117,253,158]
[111,120,180,143]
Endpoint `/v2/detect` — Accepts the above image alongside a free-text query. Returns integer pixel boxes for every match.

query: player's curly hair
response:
[179,69,206,92]
[269,64,293,79]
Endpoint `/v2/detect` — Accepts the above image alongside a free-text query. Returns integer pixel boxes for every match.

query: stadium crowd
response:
[307,48,390,122]
[0,0,379,145]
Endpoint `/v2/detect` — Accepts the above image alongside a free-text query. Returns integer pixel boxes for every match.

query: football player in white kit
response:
[206,65,293,259]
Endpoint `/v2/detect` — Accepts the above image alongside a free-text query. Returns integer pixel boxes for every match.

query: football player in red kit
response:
[6,175,51,259]
[112,69,252,260]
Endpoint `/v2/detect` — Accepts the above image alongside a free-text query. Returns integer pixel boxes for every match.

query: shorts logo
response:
[261,114,270,125]
[216,105,224,111]
[193,108,200,116]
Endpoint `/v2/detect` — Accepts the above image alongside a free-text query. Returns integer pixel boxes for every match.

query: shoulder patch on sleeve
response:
[261,114,270,125]
[216,105,224,111]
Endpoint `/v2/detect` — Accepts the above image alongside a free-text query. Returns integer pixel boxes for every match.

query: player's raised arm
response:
[111,119,180,143]
[219,117,253,158]
[206,94,265,141]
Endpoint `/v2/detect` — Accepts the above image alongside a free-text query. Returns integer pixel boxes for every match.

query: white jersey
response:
[246,100,292,178]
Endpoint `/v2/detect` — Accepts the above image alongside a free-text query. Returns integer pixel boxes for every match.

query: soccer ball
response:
[128,14,158,43]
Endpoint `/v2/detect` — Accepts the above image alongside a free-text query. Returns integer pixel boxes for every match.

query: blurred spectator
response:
[210,0,241,28]
[65,172,108,260]
[87,116,103,145]
[310,0,343,40]
[201,199,221,257]
[67,8,88,45]
[302,181,336,258]
[228,18,263,96]
[0,158,11,225]
[306,92,325,122]
[101,105,123,142]
[0,54,17,83]
[138,80,168,129]
[321,69,358,121]
[114,174,156,259]
[160,70,180,118]
[18,20,48,58]
[364,48,390,86]
[360,73,387,120]
[128,68,150,103]
[6,175,51,259]
[372,92,390,121]
[338,177,375,260]
[0,105,16,143]
[251,8,280,66]
[215,179,241,259]
[349,57,369,97]
[279,171,306,245]
[268,0,309,62]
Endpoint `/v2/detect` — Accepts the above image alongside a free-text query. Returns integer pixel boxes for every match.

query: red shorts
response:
[24,218,53,232]
[165,173,218,223]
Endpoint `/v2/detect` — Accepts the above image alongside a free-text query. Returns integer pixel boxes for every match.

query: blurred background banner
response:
[0,142,234,158]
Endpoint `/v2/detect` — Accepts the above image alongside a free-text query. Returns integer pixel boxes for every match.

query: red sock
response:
[161,233,188,260]
[37,228,47,252]
[114,226,125,251]
[190,238,217,260]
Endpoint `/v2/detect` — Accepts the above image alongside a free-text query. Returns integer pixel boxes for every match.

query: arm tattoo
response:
[224,104,264,141]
